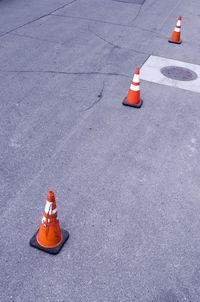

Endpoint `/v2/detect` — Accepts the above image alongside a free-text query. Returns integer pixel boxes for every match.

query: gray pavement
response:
[1,0,200,301]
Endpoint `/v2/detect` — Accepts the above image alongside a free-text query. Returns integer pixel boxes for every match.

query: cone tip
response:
[135,68,140,75]
[48,190,55,201]
[178,16,182,20]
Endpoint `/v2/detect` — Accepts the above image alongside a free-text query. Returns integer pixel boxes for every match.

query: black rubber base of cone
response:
[168,39,182,44]
[123,97,143,108]
[30,229,69,255]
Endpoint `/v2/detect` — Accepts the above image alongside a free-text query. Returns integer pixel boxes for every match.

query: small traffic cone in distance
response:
[123,68,143,108]
[30,191,69,255]
[168,16,182,44]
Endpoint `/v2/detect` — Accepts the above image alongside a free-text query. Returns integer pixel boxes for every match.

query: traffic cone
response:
[123,68,143,108]
[168,16,182,44]
[30,191,69,255]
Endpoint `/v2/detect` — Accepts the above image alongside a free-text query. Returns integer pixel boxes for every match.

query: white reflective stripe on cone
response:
[174,27,181,32]
[133,74,140,83]
[177,20,181,26]
[45,201,52,214]
[130,84,140,91]
[52,208,57,214]
[42,216,50,223]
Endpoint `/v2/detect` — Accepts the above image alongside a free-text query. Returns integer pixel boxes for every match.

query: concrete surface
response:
[140,56,200,93]
[1,0,200,301]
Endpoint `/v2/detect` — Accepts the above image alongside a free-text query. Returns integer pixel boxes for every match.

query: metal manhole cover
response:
[113,0,145,4]
[160,66,198,81]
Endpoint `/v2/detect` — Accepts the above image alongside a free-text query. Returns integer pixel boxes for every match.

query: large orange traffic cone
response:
[168,16,182,44]
[123,68,143,108]
[30,191,69,254]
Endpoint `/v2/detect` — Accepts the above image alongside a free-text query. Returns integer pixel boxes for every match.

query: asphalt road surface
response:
[1,0,200,301]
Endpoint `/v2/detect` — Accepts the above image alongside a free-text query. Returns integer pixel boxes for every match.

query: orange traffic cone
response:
[30,191,69,254]
[168,16,182,44]
[123,68,143,108]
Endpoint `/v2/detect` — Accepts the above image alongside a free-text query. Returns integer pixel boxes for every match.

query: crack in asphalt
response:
[158,0,183,30]
[88,25,150,55]
[53,13,168,40]
[0,0,78,38]
[83,82,105,112]
[0,70,130,78]
[52,13,137,28]
[128,0,160,25]
[88,26,119,49]
[128,1,145,24]
[9,32,60,45]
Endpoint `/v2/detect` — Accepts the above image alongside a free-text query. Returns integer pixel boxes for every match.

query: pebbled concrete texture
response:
[1,0,200,301]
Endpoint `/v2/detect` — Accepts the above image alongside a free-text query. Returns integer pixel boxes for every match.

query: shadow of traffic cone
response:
[168,16,182,44]
[30,191,69,255]
[123,68,143,108]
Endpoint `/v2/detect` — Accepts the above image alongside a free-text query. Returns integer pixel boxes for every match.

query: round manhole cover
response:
[160,66,198,81]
